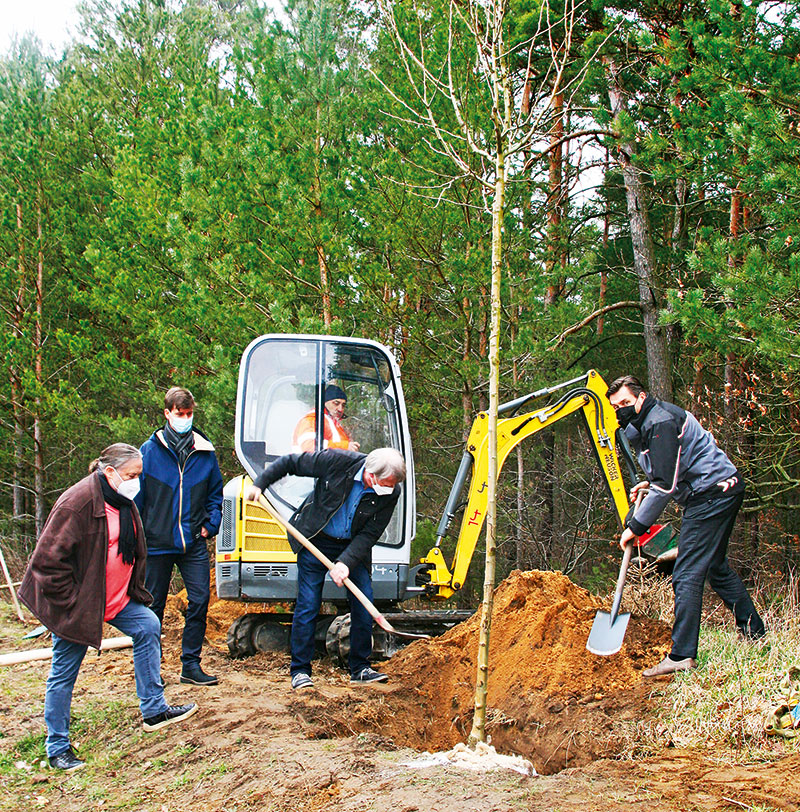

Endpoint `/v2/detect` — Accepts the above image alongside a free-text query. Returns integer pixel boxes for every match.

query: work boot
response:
[643,656,697,678]
[180,665,219,686]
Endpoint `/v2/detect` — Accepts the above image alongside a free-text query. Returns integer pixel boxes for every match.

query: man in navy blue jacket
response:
[137,387,224,686]
[607,375,765,677]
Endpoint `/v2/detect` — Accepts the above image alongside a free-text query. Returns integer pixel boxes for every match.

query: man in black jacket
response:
[246,447,406,690]
[607,375,765,677]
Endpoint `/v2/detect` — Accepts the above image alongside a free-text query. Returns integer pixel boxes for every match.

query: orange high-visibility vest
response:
[293,410,351,452]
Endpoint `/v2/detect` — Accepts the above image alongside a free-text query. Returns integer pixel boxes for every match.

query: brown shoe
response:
[643,656,697,678]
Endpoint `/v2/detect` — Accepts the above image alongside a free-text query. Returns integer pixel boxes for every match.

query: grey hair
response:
[364,448,406,483]
[89,443,142,474]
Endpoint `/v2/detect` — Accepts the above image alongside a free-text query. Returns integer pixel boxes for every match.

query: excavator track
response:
[227,609,474,662]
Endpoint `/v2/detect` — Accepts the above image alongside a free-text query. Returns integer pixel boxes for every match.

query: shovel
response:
[256,492,428,641]
[586,541,632,656]
[586,490,647,656]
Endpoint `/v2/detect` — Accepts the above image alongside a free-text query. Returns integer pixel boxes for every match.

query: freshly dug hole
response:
[324,569,671,774]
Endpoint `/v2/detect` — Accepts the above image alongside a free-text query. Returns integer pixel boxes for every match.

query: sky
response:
[0,0,82,54]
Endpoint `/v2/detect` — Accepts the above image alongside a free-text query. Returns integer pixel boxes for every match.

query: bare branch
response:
[549,301,642,348]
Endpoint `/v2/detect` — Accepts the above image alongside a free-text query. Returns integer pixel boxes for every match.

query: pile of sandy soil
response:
[386,568,668,699]
[314,569,671,773]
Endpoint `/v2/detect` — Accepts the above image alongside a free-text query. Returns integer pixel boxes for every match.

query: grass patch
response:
[172,742,196,758]
[0,731,46,771]
[167,772,193,790]
[628,579,800,762]
[70,699,140,755]
[198,760,230,777]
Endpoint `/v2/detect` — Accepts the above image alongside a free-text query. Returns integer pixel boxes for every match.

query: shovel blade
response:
[586,610,631,656]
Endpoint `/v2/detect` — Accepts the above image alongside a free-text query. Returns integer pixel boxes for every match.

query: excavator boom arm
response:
[421,370,631,599]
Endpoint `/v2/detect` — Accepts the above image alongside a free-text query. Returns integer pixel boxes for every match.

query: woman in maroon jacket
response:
[19,444,197,771]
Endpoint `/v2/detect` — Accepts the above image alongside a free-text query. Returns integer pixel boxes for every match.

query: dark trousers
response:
[291,537,373,678]
[671,489,765,659]
[146,540,210,668]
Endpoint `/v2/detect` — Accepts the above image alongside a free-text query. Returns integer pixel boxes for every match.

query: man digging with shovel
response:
[246,448,406,690]
[606,375,765,677]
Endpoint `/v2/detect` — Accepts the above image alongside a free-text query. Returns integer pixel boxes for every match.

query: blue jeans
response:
[44,600,168,758]
[146,540,210,667]
[291,538,374,678]
[671,489,765,659]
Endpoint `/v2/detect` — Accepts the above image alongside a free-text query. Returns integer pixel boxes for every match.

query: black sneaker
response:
[350,667,388,684]
[291,672,314,691]
[143,703,198,731]
[49,746,85,771]
[180,666,219,686]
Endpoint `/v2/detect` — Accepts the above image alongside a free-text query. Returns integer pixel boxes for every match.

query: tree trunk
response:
[667,176,688,350]
[468,144,505,747]
[605,59,672,399]
[511,310,526,569]
[477,284,489,412]
[725,186,742,430]
[462,299,474,440]
[13,198,26,531]
[313,101,332,327]
[34,183,45,535]
[545,91,565,304]
[539,86,566,551]
[598,148,610,335]
[469,24,510,743]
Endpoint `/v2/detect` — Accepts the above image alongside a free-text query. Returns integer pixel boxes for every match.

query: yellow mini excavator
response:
[216,334,668,661]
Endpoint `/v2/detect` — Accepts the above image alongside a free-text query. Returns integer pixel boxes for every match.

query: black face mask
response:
[615,404,637,428]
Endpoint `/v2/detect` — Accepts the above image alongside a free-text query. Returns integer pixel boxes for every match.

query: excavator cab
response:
[217,334,416,607]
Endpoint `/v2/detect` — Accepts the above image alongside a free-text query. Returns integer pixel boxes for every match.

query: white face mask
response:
[111,468,141,501]
[370,481,395,496]
[169,415,193,434]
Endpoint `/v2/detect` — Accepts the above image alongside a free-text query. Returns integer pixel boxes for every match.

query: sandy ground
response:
[2,570,799,811]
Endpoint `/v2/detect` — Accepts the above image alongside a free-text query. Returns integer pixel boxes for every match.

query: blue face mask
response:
[169,415,193,434]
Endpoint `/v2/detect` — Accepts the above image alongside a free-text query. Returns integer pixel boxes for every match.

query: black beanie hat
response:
[324,384,347,402]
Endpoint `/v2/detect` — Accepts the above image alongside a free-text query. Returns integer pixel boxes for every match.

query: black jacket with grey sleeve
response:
[624,396,742,535]
[253,449,400,570]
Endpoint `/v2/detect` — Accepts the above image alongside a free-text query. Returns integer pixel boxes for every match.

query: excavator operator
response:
[293,384,360,453]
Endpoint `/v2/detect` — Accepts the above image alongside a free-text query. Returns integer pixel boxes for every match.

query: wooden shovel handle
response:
[255,492,397,634]
[610,489,648,624]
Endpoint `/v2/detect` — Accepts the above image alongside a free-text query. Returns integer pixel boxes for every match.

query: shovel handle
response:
[255,491,428,640]
[609,489,648,625]
[256,493,394,630]
[609,542,632,626]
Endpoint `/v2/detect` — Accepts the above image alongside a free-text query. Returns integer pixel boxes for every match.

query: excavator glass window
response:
[236,337,405,547]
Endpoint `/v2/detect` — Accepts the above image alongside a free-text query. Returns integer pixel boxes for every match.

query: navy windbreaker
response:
[136,428,224,555]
